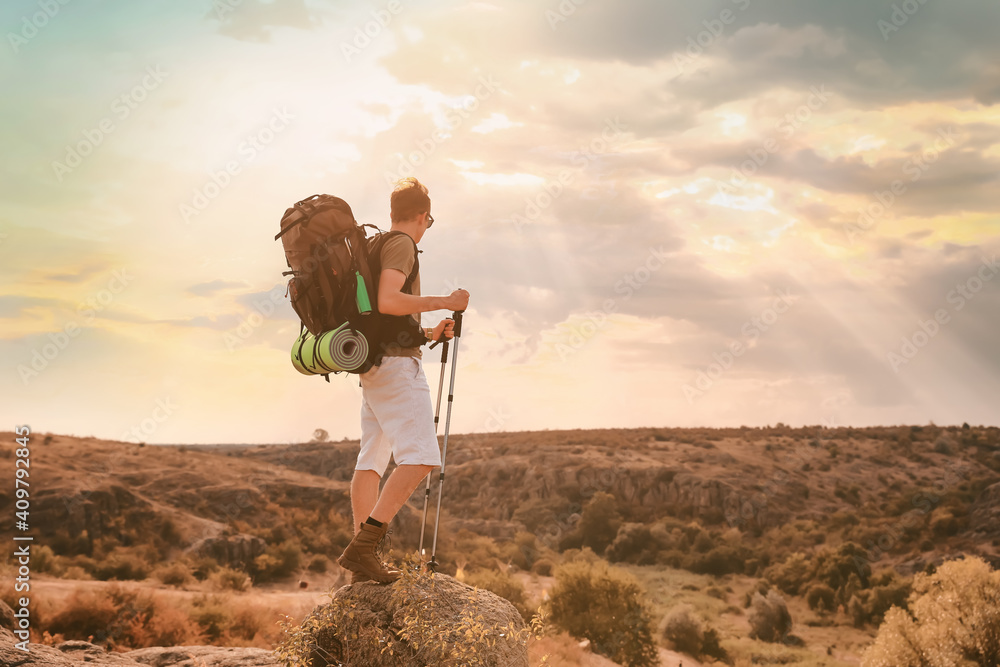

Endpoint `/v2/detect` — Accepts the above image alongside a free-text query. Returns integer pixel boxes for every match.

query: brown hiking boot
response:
[351,571,373,584]
[338,522,401,584]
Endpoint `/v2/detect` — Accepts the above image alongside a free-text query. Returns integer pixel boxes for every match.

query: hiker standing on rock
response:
[337,177,469,584]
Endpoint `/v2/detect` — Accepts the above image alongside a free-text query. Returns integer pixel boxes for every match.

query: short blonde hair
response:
[390,177,430,224]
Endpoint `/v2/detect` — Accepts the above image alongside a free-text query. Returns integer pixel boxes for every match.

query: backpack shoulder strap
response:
[369,231,419,291]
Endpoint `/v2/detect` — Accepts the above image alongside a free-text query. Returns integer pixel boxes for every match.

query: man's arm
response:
[377,268,448,316]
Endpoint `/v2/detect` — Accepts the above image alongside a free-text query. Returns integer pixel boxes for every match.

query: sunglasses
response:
[426,213,434,229]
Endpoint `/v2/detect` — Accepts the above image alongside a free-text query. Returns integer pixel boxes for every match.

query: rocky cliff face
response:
[445,458,800,532]
[969,481,1000,553]
[33,485,157,545]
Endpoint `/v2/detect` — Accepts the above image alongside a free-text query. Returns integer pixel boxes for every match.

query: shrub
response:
[862,556,1000,666]
[933,436,954,455]
[44,586,120,643]
[464,568,533,621]
[211,566,250,592]
[251,540,302,583]
[929,507,964,537]
[547,559,658,667]
[688,546,746,576]
[848,571,911,628]
[501,531,541,571]
[190,594,232,642]
[806,583,836,612]
[580,492,622,550]
[153,561,193,587]
[188,555,221,581]
[701,627,729,663]
[559,492,622,556]
[661,604,703,655]
[532,558,554,576]
[128,603,196,647]
[61,565,91,580]
[764,552,812,595]
[42,583,200,649]
[748,590,792,643]
[512,496,571,534]
[92,547,151,582]
[605,523,656,564]
[306,555,329,573]
[228,604,268,641]
[32,545,57,574]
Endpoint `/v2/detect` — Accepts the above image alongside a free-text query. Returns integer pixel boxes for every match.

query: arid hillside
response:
[1,424,999,666]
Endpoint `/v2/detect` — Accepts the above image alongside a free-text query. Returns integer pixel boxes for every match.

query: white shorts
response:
[356,355,441,476]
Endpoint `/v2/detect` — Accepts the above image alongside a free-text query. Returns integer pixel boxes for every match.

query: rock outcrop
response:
[288,570,530,667]
[0,626,280,667]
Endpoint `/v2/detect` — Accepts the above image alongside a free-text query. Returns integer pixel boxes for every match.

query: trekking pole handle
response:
[429,310,465,349]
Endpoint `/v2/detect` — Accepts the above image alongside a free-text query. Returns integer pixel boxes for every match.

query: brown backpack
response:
[275,194,425,378]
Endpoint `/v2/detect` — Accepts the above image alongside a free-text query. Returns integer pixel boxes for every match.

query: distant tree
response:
[577,491,622,555]
[312,429,329,443]
[862,556,1000,667]
[605,523,655,564]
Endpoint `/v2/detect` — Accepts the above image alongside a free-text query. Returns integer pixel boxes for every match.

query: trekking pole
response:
[427,310,464,572]
[417,334,449,561]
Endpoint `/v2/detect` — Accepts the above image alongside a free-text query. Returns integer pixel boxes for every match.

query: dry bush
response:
[463,567,535,622]
[805,583,836,612]
[661,603,703,654]
[531,558,554,576]
[128,603,198,647]
[187,554,222,580]
[306,554,329,573]
[527,631,592,666]
[747,590,792,643]
[558,492,622,556]
[444,528,503,572]
[547,558,658,667]
[41,583,202,649]
[189,593,233,642]
[211,566,250,592]
[500,531,542,571]
[606,522,658,564]
[862,556,1000,666]
[91,546,152,582]
[153,560,194,587]
[251,539,302,583]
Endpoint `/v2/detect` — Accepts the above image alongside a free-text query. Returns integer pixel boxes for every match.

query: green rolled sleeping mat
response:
[291,322,369,375]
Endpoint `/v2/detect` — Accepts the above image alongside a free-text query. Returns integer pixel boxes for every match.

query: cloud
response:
[187,279,251,297]
[211,0,322,42]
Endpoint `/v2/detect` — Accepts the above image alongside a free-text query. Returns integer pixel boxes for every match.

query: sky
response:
[1,0,998,444]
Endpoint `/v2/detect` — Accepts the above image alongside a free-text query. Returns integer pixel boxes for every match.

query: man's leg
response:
[369,463,435,524]
[351,469,381,535]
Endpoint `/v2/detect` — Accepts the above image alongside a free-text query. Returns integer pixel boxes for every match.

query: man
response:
[337,177,470,583]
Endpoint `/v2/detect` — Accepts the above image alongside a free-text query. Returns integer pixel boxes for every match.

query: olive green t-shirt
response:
[379,234,421,359]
